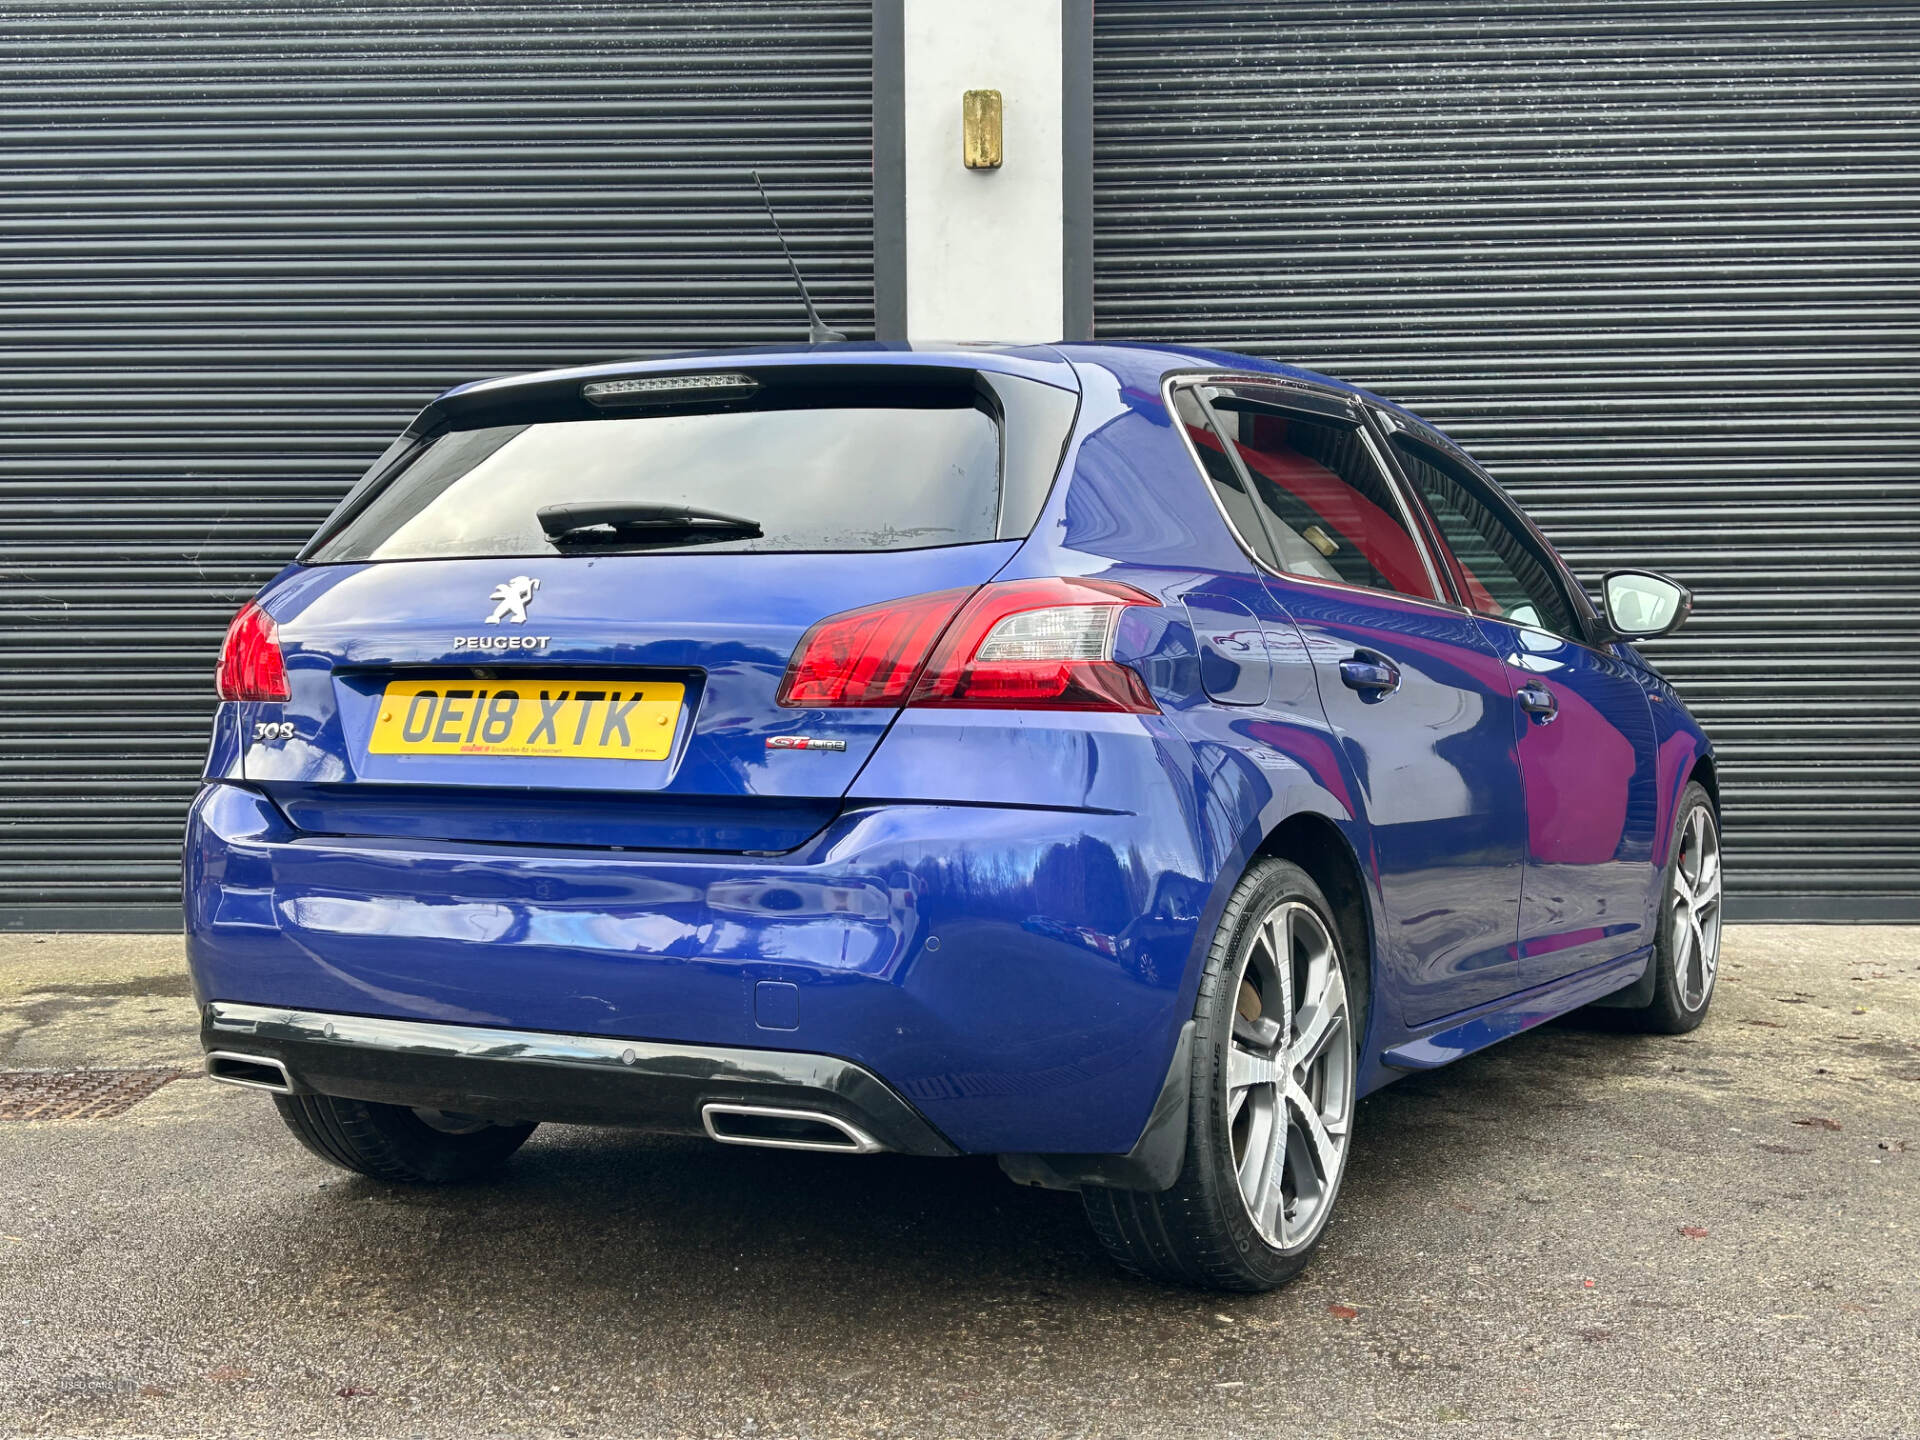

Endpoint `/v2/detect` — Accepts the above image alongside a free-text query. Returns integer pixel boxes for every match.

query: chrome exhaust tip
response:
[700,1102,883,1154]
[205,1051,296,1096]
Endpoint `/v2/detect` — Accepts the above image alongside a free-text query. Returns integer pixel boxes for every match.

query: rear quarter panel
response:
[854,350,1391,1100]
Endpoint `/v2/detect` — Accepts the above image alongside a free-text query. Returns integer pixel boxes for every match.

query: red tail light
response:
[776,587,975,707]
[910,577,1159,712]
[215,600,290,702]
[777,578,1159,713]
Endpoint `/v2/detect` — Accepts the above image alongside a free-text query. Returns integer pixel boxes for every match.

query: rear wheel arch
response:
[1079,849,1364,1289]
[1252,812,1374,1052]
[998,809,1377,1200]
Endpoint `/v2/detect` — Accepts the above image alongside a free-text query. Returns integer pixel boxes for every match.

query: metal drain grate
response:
[0,1067,188,1121]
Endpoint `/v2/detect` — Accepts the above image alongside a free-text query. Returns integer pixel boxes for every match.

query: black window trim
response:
[298,428,438,563]
[1161,370,1458,614]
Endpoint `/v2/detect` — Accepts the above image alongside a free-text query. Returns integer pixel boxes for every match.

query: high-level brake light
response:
[580,372,760,407]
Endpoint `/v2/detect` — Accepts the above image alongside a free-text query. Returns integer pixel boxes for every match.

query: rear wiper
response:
[536,502,763,547]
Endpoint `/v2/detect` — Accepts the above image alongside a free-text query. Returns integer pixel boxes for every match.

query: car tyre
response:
[273,1093,536,1183]
[1624,780,1724,1035]
[1082,858,1359,1292]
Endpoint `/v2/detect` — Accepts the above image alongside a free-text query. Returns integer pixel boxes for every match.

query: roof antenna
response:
[751,169,846,345]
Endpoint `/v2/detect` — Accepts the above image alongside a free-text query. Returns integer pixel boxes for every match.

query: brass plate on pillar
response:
[963,89,1003,169]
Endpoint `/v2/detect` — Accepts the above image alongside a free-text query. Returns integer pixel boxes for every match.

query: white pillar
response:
[890,0,1074,344]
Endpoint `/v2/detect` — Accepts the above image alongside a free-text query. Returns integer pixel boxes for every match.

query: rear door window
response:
[1177,382,1441,602]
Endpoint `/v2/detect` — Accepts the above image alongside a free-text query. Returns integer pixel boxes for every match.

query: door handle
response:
[1339,651,1401,701]
[1516,680,1559,724]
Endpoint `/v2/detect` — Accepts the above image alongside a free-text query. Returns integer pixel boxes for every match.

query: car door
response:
[1172,377,1532,1026]
[1164,384,1354,858]
[1379,417,1660,982]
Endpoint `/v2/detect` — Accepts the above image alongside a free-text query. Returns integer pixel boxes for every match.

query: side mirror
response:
[1600,569,1693,640]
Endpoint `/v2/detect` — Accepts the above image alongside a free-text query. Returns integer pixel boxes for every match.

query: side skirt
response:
[1380,947,1652,1072]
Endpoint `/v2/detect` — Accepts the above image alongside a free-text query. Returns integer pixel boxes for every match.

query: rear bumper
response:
[201,1001,957,1155]
[183,780,1213,1156]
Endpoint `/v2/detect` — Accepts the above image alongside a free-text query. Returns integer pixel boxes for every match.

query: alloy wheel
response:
[1224,899,1355,1252]
[1671,805,1723,1010]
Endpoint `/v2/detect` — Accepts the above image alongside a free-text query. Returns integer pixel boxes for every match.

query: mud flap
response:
[996,1019,1195,1193]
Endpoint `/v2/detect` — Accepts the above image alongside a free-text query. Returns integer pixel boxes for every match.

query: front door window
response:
[1388,435,1578,637]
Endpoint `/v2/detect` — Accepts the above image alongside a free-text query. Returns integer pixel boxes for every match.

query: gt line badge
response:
[486,576,540,624]
[767,735,846,752]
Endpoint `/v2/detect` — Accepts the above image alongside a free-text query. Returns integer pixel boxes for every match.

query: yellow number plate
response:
[369,679,684,761]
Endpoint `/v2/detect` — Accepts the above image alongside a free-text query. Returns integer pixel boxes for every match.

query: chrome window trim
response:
[1352,423,1450,605]
[1160,370,1461,619]
[1164,371,1286,574]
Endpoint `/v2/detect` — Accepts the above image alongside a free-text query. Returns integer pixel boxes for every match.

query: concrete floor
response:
[0,927,1914,1440]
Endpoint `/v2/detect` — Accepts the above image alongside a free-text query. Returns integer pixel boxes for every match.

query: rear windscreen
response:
[310,403,1005,562]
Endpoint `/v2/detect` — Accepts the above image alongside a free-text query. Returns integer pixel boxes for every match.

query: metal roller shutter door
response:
[1093,1,1920,921]
[0,1,874,929]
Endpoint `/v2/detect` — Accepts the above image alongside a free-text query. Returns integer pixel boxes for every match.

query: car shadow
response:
[247,1011,1667,1316]
[1342,1009,1670,1215]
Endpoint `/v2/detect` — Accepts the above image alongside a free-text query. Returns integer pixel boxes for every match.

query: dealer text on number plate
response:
[369,679,684,761]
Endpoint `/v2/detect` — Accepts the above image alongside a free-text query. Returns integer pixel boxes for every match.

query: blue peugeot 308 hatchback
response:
[185,343,1720,1292]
